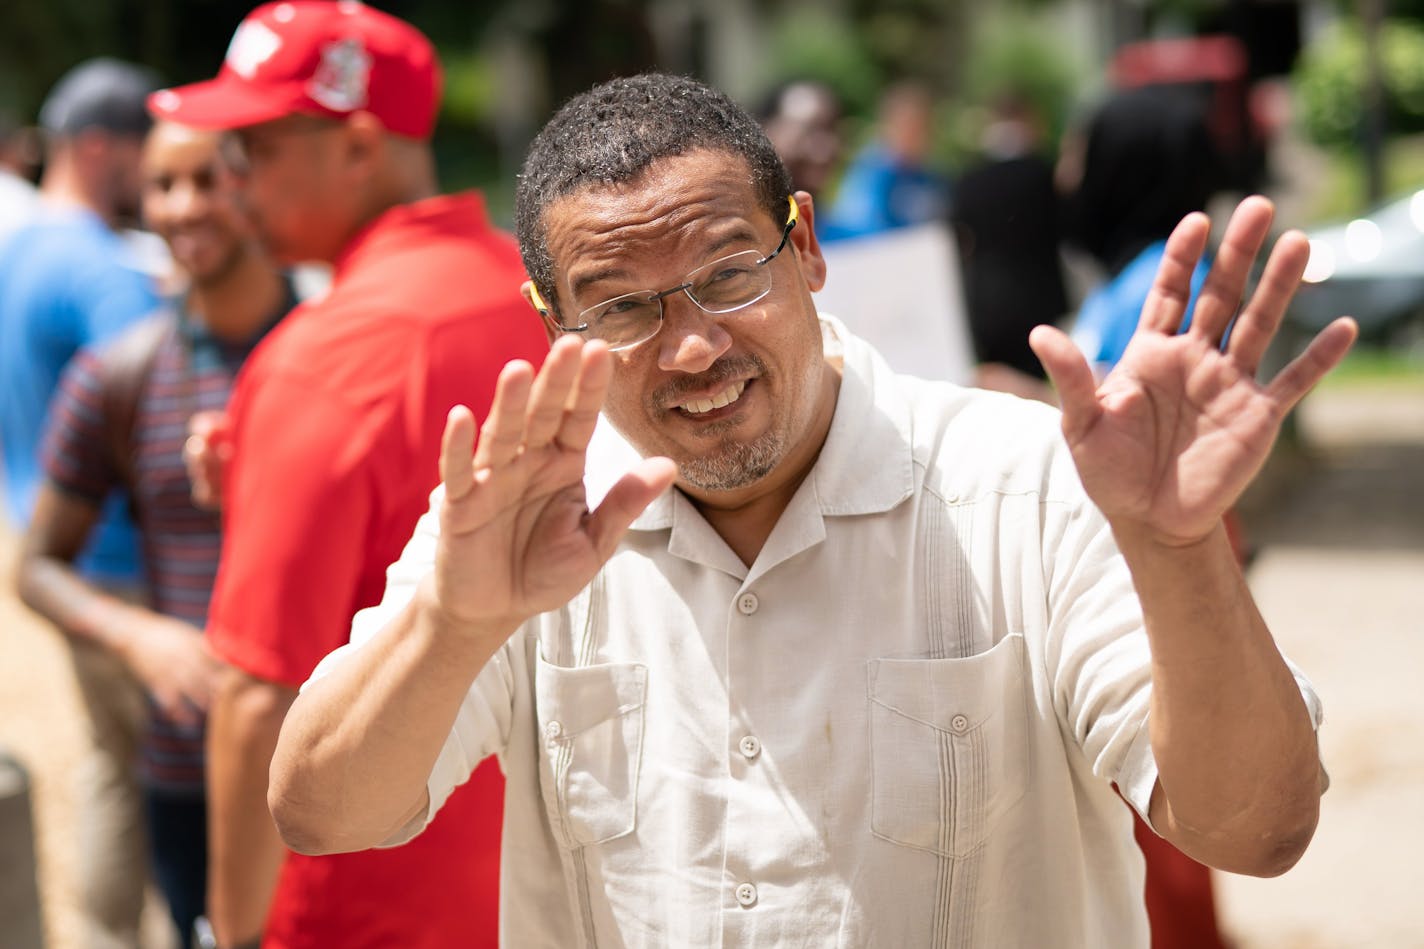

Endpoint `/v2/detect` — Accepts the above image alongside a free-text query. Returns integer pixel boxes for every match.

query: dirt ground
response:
[0,526,175,948]
[1,382,1420,948]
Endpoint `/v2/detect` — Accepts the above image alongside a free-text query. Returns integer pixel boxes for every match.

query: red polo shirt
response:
[208,193,548,948]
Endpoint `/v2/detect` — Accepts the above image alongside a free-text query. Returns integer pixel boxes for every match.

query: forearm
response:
[17,551,153,656]
[1115,519,1320,875]
[269,577,510,856]
[206,667,295,946]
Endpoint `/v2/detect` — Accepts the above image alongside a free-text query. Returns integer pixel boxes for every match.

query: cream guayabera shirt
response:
[311,318,1323,949]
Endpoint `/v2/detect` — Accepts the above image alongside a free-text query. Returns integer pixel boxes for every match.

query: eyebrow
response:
[567,226,763,302]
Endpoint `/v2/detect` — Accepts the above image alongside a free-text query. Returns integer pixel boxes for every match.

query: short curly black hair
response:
[514,73,793,317]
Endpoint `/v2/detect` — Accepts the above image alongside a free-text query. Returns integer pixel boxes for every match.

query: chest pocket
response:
[535,649,647,848]
[867,633,1031,858]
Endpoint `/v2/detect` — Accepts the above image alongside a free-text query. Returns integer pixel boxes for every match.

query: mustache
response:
[651,354,765,409]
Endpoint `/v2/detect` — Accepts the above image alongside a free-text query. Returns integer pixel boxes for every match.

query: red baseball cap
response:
[148,1,441,140]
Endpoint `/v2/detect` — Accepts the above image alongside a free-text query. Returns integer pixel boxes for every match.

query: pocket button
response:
[735,882,758,907]
[949,714,969,734]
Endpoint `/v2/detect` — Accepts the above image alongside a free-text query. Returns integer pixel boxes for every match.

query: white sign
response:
[813,222,975,384]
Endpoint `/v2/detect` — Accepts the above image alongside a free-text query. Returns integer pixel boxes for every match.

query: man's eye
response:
[707,265,752,284]
[594,299,656,327]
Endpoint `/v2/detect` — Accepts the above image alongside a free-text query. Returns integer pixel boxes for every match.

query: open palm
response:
[1031,196,1358,546]
[432,336,675,633]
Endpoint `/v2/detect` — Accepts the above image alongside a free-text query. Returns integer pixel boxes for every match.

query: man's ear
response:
[521,280,562,346]
[341,111,385,177]
[789,190,827,293]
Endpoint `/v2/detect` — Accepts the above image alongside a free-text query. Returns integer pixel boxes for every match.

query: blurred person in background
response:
[757,79,845,200]
[952,91,1069,389]
[0,109,40,241]
[1064,85,1225,377]
[819,80,949,241]
[0,56,163,949]
[16,119,295,949]
[148,2,548,946]
[1061,83,1232,949]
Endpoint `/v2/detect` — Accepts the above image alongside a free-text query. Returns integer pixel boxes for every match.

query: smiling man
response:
[270,74,1356,947]
[18,119,292,948]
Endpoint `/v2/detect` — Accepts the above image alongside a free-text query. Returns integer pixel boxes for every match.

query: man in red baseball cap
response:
[149,4,548,947]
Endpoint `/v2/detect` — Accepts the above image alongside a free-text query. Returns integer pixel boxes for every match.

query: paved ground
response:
[0,380,1419,948]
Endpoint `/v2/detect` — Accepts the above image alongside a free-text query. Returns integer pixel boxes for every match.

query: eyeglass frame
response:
[528,195,800,352]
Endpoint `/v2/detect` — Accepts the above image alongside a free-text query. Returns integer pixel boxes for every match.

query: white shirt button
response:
[735,882,758,907]
[738,735,761,760]
[737,592,760,615]
[544,720,563,741]
[950,714,969,734]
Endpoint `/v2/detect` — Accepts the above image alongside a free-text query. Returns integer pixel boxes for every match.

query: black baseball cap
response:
[39,57,162,137]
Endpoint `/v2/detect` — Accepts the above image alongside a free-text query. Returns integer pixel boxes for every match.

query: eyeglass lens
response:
[574,249,772,348]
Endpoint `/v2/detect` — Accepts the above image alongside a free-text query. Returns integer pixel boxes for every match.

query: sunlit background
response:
[2,1,1421,947]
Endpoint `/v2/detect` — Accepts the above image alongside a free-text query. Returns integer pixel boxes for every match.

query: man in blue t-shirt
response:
[0,57,162,948]
[0,58,162,579]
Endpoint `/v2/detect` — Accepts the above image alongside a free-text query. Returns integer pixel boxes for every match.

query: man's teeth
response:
[681,380,746,415]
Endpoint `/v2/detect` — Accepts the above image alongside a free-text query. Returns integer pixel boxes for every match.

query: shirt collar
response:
[584,315,915,533]
[332,192,490,281]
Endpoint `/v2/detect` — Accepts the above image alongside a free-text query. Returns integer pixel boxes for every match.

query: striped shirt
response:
[42,287,292,792]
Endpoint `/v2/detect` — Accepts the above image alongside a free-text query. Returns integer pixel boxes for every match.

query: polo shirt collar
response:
[332,192,490,281]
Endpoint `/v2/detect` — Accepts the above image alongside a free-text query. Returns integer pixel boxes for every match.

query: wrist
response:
[415,575,520,651]
[1107,517,1226,558]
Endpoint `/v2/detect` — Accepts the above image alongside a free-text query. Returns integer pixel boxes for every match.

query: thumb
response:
[586,457,678,560]
[1029,324,1102,442]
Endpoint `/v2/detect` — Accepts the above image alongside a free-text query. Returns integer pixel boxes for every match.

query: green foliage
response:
[763,8,885,119]
[440,51,498,126]
[938,8,1085,166]
[1300,133,1424,224]
[1294,18,1424,148]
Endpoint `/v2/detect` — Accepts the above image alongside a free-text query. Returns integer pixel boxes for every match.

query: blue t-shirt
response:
[1072,240,1211,374]
[820,144,949,242]
[0,207,159,582]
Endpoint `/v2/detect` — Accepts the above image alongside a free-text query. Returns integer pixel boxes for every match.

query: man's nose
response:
[169,180,209,220]
[656,294,732,374]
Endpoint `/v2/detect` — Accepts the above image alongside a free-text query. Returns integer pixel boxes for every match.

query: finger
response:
[1137,211,1211,335]
[472,360,535,470]
[440,405,478,501]
[1224,228,1310,377]
[1264,317,1358,411]
[554,341,612,453]
[1185,196,1274,345]
[585,457,678,560]
[523,336,585,449]
[1029,325,1103,443]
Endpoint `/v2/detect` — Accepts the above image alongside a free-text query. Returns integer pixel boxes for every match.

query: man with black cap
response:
[0,56,163,949]
[149,3,547,947]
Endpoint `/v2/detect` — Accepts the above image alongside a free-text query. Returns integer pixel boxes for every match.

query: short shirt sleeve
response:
[207,372,378,687]
[41,348,120,506]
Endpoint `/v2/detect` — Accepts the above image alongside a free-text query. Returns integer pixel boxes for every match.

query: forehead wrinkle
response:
[556,206,764,303]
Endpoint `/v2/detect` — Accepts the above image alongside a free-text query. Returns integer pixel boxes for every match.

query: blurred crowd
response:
[0,4,1305,949]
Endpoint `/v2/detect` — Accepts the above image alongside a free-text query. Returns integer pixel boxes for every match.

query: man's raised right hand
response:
[425,336,677,640]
